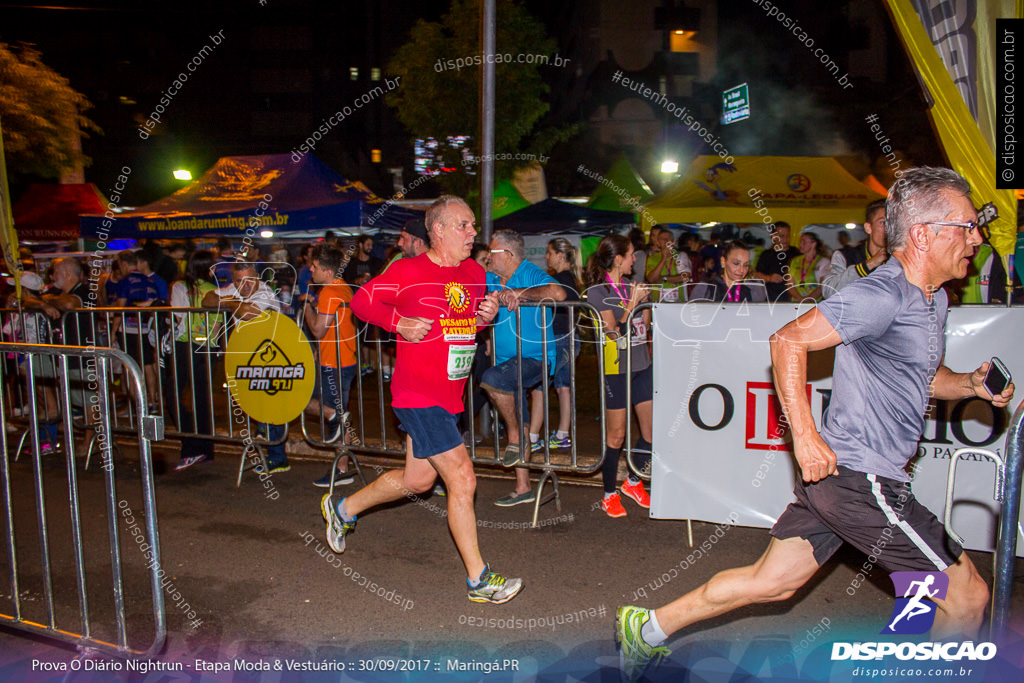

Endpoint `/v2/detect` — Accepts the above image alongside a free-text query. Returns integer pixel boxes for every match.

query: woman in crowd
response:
[788,231,830,302]
[169,250,224,470]
[585,234,653,518]
[692,240,764,303]
[529,237,582,450]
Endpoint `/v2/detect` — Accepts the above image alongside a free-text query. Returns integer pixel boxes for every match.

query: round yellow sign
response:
[224,310,315,425]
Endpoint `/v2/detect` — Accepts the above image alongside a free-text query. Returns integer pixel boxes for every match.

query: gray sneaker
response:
[320,494,356,553]
[495,490,535,507]
[467,565,523,604]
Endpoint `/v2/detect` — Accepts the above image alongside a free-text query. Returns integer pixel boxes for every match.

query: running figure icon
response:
[888,574,939,631]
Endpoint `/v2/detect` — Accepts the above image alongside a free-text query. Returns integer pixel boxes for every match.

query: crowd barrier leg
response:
[0,342,166,658]
[992,400,1023,639]
[530,470,562,528]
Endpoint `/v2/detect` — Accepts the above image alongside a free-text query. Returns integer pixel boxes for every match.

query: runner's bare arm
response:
[769,308,843,482]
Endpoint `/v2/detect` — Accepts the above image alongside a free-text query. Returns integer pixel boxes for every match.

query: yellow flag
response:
[884,0,1017,256]
[0,116,21,298]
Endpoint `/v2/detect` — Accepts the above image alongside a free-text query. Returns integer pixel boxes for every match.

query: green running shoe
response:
[467,565,523,604]
[615,605,671,682]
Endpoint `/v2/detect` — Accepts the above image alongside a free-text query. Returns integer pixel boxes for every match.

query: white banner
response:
[650,302,1023,556]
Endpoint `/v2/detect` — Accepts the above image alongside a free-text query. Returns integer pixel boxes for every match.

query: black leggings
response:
[602,437,652,494]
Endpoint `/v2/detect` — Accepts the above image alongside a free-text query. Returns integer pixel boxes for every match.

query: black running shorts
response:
[770,466,962,572]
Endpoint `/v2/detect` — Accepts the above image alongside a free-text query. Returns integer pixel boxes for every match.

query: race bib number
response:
[447,344,477,380]
[630,319,648,346]
[660,286,679,303]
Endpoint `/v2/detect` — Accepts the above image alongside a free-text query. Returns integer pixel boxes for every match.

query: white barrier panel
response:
[650,302,1024,556]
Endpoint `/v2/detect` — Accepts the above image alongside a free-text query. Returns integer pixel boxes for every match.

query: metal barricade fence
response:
[317,300,612,518]
[0,341,166,658]
[58,307,287,485]
[295,297,374,492]
[992,399,1023,638]
[462,301,608,525]
[1,307,60,448]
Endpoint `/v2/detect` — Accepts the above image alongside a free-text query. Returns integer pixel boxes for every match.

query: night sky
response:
[0,0,938,206]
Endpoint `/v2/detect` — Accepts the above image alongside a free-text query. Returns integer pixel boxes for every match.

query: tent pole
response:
[480,0,496,243]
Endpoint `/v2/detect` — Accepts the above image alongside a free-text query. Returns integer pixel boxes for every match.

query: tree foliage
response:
[386,0,578,196]
[0,42,99,179]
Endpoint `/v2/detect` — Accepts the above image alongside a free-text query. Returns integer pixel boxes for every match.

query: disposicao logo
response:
[831,571,996,663]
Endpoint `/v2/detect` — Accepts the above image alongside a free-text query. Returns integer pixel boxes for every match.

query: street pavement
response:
[0,441,1022,682]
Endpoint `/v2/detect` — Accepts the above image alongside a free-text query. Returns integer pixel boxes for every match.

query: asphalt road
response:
[1,440,1022,682]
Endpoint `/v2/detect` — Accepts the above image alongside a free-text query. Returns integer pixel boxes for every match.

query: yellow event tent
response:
[641,156,884,234]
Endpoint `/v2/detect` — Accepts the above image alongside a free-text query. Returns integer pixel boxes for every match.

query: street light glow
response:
[260,230,274,238]
[173,169,192,180]
[661,161,679,174]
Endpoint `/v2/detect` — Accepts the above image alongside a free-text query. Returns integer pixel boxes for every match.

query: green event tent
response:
[492,179,531,219]
[586,156,654,213]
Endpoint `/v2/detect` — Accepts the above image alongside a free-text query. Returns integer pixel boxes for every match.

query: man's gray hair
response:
[885,167,970,254]
[425,195,470,242]
[492,229,525,261]
[232,261,258,275]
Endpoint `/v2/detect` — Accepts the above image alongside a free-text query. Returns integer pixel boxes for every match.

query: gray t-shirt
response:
[588,280,652,373]
[816,258,947,482]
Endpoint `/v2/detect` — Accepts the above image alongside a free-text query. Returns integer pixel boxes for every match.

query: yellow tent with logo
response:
[641,156,884,235]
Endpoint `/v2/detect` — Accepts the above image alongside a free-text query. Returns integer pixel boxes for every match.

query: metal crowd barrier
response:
[333,298,612,525]
[991,400,1023,638]
[58,307,287,485]
[940,398,1023,640]
[460,301,607,526]
[1,308,60,450]
[295,297,370,492]
[0,341,166,658]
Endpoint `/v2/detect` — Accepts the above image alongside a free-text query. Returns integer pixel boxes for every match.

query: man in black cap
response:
[396,217,430,260]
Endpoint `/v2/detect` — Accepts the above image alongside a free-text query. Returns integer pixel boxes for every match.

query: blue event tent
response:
[79,154,422,239]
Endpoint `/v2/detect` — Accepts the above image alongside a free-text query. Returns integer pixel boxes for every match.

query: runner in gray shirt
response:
[615,167,1015,681]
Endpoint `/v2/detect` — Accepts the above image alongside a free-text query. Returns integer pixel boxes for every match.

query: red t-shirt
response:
[351,253,485,412]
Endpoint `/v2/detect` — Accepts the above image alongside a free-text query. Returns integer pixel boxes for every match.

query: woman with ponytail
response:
[585,234,653,518]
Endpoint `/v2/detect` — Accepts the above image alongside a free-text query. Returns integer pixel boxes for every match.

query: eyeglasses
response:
[924,221,978,236]
[489,249,512,255]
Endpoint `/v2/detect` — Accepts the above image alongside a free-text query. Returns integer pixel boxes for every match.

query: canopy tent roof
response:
[79,154,422,239]
[14,183,107,240]
[642,156,885,231]
[493,198,635,235]
[586,155,654,212]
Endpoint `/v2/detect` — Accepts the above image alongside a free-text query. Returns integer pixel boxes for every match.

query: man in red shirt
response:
[303,244,359,488]
[320,195,523,605]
